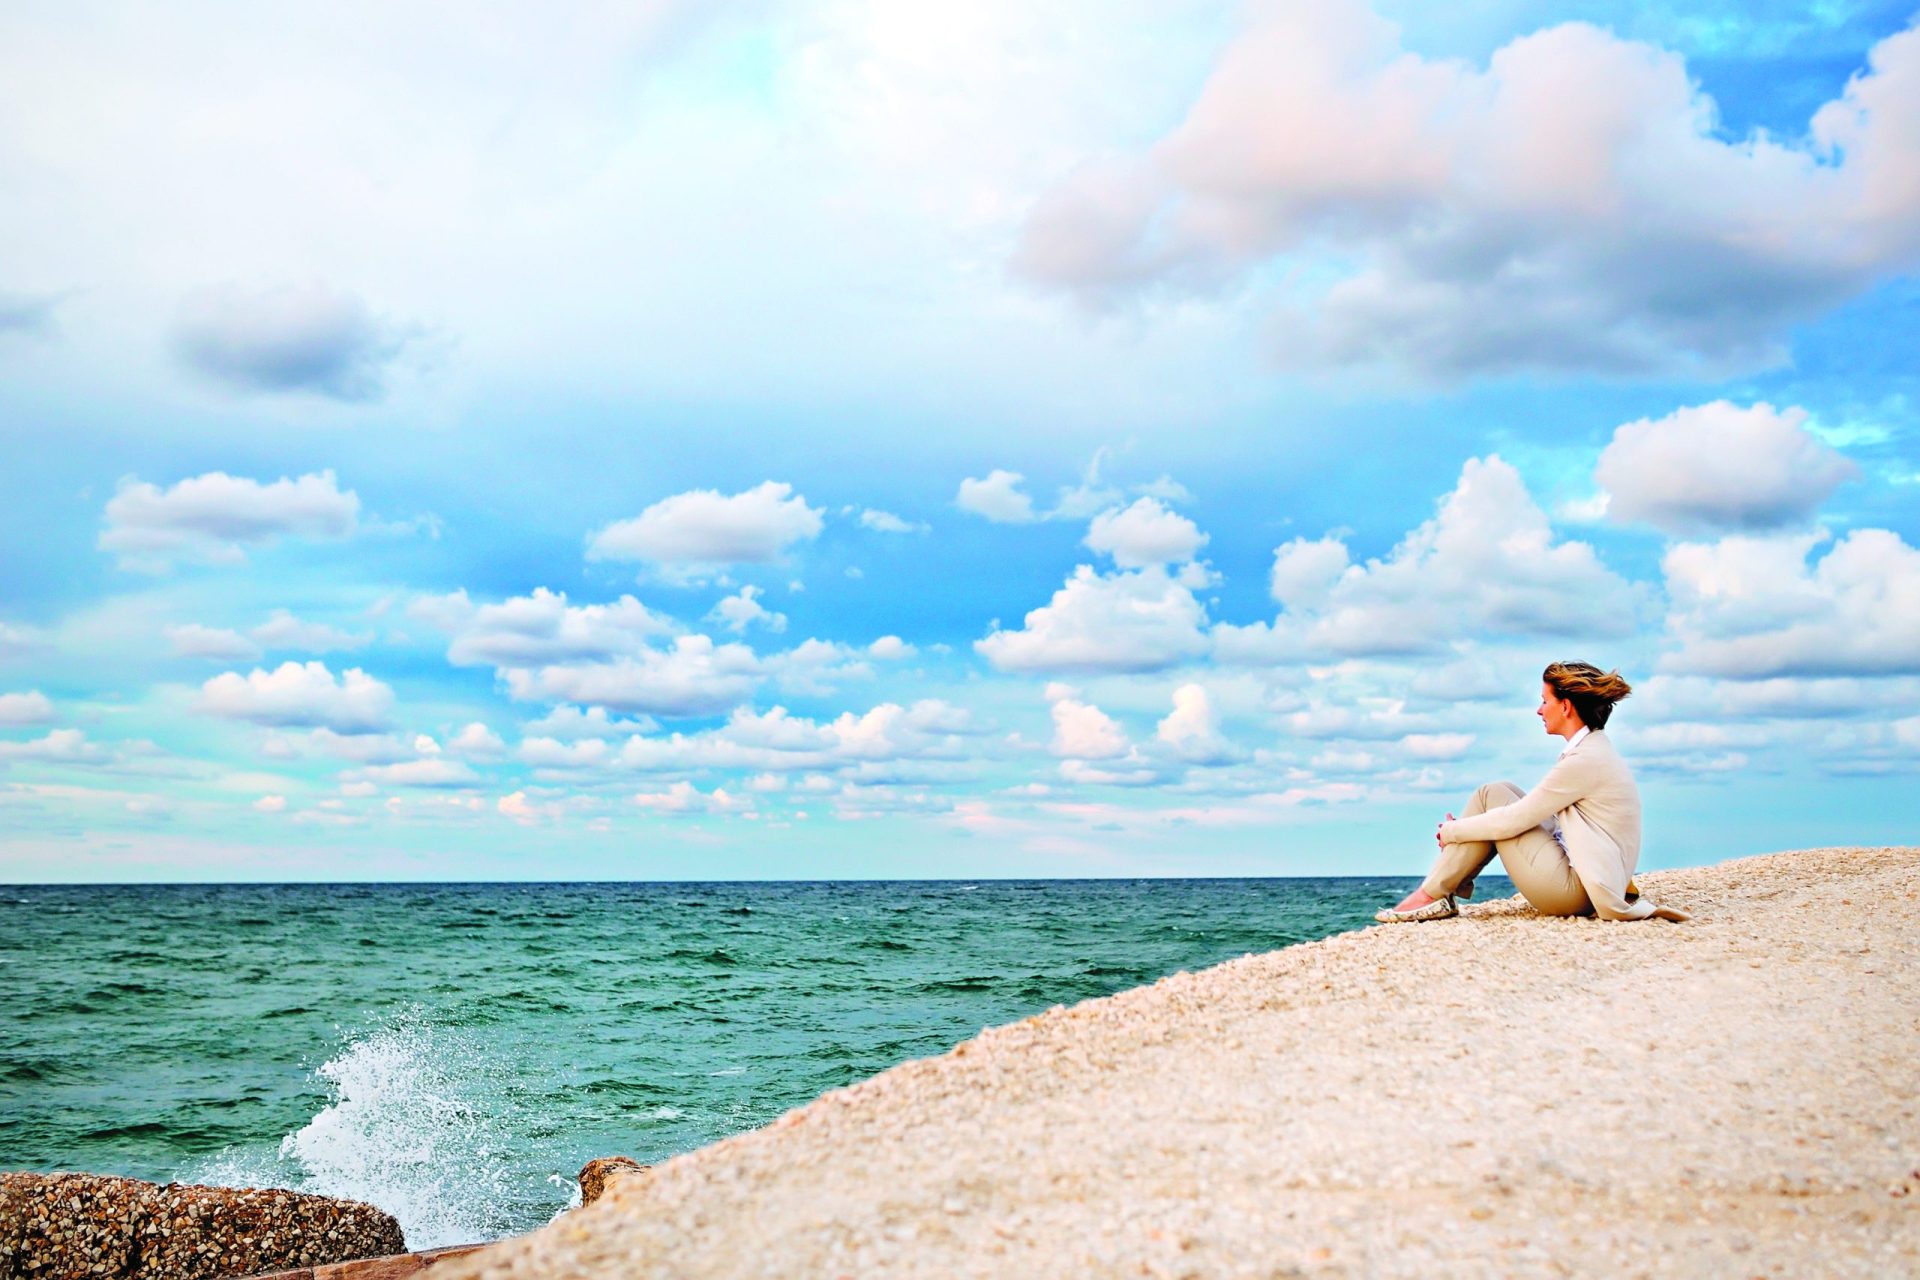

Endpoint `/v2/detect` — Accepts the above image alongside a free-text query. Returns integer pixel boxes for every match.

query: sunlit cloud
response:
[1018,6,1920,378]
[100,471,360,572]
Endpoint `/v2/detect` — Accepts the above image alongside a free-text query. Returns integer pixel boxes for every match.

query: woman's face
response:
[1537,681,1581,736]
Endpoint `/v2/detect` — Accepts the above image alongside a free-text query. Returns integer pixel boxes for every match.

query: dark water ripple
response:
[0,876,1483,1246]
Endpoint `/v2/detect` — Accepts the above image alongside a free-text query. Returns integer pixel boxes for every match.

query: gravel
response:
[0,1173,404,1280]
[439,846,1920,1279]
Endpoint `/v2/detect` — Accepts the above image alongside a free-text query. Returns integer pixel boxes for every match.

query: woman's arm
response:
[1440,754,1594,844]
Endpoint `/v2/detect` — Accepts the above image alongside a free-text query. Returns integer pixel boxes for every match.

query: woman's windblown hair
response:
[1543,661,1632,729]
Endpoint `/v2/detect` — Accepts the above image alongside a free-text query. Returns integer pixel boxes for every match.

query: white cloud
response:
[0,728,104,763]
[405,590,478,633]
[1156,683,1236,764]
[196,661,393,732]
[100,470,359,571]
[173,282,413,401]
[251,609,372,653]
[447,722,506,759]
[718,706,829,756]
[494,789,595,824]
[1400,732,1475,761]
[355,757,479,788]
[0,623,40,659]
[252,794,287,813]
[1634,722,1738,753]
[860,508,928,534]
[1407,653,1520,705]
[1268,537,1351,610]
[1057,752,1162,787]
[959,454,1184,528]
[428,588,677,667]
[1283,699,1442,742]
[1135,475,1192,503]
[955,469,1037,523]
[1084,497,1208,567]
[1046,687,1130,759]
[518,737,613,770]
[977,563,1211,674]
[708,584,788,634]
[0,691,54,725]
[765,638,875,695]
[1049,449,1126,520]
[519,704,658,740]
[166,624,262,661]
[1636,673,1920,722]
[632,780,750,815]
[1310,748,1377,775]
[1016,9,1920,378]
[1218,457,1642,659]
[1592,401,1859,533]
[832,702,965,760]
[502,635,761,717]
[587,481,824,575]
[612,699,978,776]
[1660,528,1920,678]
[272,727,416,763]
[868,635,915,660]
[427,586,883,719]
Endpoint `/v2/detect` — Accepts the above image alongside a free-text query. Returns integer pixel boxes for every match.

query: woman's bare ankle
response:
[1394,888,1437,911]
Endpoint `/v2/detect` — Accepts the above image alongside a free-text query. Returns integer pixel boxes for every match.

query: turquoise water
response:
[0,877,1469,1248]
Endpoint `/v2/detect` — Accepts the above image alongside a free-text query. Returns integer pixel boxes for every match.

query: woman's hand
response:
[1435,812,1455,847]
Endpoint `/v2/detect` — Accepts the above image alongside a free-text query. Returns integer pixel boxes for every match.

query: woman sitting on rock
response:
[1376,661,1689,924]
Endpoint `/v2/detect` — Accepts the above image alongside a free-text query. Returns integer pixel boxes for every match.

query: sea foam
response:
[189,1012,533,1250]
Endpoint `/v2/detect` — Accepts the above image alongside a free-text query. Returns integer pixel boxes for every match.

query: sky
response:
[2,0,1918,882]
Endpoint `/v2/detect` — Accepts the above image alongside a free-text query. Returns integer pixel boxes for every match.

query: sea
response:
[0,876,1481,1249]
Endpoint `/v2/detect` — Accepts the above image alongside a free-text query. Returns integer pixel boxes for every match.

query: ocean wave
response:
[187,1011,536,1250]
[22,878,1383,1251]
[281,1014,521,1248]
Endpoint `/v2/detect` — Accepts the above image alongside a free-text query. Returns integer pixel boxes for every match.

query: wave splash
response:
[189,1012,529,1250]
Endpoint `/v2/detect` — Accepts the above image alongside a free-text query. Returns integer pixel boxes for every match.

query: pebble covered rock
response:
[0,1173,404,1280]
[437,846,1920,1279]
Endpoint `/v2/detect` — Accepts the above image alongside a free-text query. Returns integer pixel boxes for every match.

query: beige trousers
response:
[1420,780,1594,917]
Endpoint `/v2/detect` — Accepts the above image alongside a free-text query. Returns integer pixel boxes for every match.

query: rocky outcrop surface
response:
[0,1172,404,1280]
[574,1160,647,1210]
[439,846,1920,1279]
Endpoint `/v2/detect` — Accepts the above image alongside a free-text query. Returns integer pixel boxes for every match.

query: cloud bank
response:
[1017,4,1920,378]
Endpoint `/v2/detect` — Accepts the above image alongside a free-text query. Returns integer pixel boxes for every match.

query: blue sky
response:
[3,0,1917,882]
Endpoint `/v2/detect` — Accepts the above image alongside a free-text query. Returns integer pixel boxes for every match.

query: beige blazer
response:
[1438,729,1664,922]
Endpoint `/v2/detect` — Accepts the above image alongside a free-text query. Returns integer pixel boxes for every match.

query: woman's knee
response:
[1474,780,1522,807]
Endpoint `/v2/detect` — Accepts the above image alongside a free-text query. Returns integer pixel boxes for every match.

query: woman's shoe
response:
[1374,894,1458,924]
